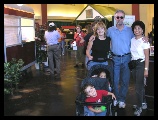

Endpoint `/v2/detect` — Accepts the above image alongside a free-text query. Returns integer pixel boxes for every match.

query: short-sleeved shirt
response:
[85,90,108,108]
[130,37,150,61]
[45,30,60,45]
[74,31,86,47]
[107,25,134,55]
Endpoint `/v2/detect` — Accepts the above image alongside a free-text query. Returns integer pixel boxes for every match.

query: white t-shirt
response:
[130,37,150,61]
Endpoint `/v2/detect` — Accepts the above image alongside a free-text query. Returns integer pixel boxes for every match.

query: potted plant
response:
[4,58,24,95]
[35,41,47,71]
[35,24,47,71]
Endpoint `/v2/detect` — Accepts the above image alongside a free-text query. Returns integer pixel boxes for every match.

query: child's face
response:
[99,72,106,78]
[85,86,97,97]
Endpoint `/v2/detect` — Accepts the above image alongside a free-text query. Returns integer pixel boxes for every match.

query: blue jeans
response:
[85,50,92,69]
[84,106,107,116]
[61,40,65,54]
[87,61,108,71]
[112,54,131,102]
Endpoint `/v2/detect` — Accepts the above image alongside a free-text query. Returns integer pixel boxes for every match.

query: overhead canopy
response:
[4,4,34,13]
[74,4,117,22]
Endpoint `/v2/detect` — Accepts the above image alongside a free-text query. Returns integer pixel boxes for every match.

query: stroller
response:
[75,59,117,116]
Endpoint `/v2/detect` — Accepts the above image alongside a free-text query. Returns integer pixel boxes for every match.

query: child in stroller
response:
[75,60,117,116]
[98,70,112,92]
[82,83,116,116]
[92,70,112,92]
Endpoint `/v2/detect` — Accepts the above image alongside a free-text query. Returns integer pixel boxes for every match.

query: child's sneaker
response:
[134,107,142,116]
[119,101,126,108]
[109,86,112,91]
[113,100,118,106]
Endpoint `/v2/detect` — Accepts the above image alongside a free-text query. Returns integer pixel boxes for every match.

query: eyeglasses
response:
[116,16,124,19]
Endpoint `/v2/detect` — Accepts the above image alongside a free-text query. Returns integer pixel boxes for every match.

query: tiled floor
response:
[4,50,154,116]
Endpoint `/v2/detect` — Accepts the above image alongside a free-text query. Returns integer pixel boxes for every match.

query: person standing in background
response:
[74,25,86,68]
[44,22,61,79]
[130,21,150,116]
[82,22,97,69]
[57,28,66,55]
[61,29,66,55]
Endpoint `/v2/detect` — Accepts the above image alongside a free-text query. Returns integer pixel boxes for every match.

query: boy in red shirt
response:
[82,84,116,116]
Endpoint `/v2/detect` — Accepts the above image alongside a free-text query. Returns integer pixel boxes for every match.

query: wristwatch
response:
[144,68,148,70]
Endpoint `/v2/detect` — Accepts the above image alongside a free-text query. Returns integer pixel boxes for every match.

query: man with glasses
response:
[107,10,148,109]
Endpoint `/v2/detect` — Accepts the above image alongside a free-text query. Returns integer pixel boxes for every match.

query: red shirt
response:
[85,90,108,108]
[74,31,86,47]
[61,33,66,41]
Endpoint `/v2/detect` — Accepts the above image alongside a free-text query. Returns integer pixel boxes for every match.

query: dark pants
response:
[131,61,145,108]
[75,46,85,65]
[47,44,61,75]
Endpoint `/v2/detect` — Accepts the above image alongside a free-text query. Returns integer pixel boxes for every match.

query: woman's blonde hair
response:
[93,21,107,38]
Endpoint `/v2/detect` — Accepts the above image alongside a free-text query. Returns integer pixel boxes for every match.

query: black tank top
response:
[91,37,111,62]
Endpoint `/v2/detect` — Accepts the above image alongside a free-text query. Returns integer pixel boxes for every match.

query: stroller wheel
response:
[114,111,117,116]
[76,108,79,116]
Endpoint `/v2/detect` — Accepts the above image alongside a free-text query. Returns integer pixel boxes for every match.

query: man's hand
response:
[89,35,95,42]
[143,36,149,43]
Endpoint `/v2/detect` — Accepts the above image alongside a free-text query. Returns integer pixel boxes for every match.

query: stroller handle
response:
[75,95,113,106]
[75,100,112,106]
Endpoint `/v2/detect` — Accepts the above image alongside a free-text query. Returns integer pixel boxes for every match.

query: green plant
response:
[35,25,47,64]
[36,42,47,63]
[4,58,24,95]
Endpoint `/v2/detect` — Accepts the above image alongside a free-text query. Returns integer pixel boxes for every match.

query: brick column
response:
[132,4,140,21]
[41,4,47,25]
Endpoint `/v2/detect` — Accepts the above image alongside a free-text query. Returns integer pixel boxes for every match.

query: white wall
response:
[76,6,104,20]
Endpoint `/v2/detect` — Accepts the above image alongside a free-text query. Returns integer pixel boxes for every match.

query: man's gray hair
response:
[115,10,125,16]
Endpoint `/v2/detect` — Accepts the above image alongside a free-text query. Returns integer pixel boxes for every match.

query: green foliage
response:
[36,43,47,63]
[4,58,24,95]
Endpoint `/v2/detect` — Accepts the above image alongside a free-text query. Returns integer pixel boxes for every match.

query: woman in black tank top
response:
[86,21,111,70]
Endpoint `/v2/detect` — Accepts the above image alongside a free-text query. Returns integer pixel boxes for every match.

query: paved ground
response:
[4,50,154,116]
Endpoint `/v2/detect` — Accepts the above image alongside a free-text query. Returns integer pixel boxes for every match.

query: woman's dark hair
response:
[48,25,56,32]
[85,24,93,34]
[76,25,82,29]
[131,20,145,35]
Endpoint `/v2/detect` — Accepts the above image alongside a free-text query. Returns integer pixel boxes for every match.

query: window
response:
[4,15,35,47]
[4,15,21,46]
[21,18,35,42]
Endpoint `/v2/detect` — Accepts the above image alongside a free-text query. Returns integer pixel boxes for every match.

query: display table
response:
[65,39,73,49]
